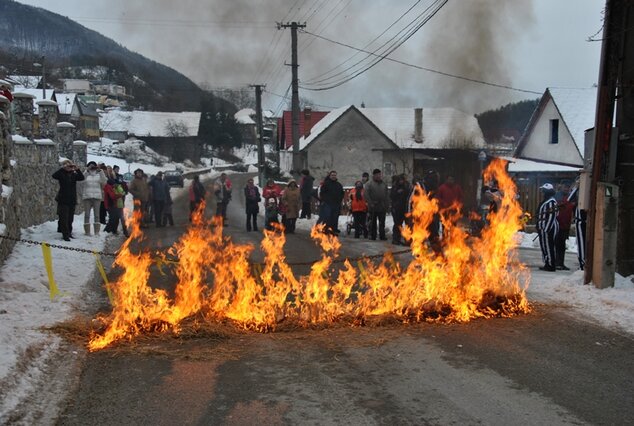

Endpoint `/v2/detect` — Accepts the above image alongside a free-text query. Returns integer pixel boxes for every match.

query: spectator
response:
[80,161,106,235]
[555,180,575,270]
[319,170,344,235]
[365,168,389,241]
[349,180,368,238]
[299,169,315,219]
[163,187,174,226]
[98,163,109,225]
[537,183,559,272]
[103,175,128,236]
[264,197,279,230]
[52,160,85,241]
[361,172,370,186]
[214,173,232,225]
[244,177,261,232]
[149,172,170,227]
[390,174,411,245]
[437,175,463,214]
[189,175,206,221]
[128,169,150,227]
[423,170,442,253]
[281,180,301,234]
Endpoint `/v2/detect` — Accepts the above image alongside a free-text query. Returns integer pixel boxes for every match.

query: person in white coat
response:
[81,161,107,235]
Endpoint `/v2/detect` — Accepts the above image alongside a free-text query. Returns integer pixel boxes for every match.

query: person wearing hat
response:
[149,171,170,227]
[536,183,559,272]
[80,161,107,235]
[364,168,389,240]
[52,160,85,241]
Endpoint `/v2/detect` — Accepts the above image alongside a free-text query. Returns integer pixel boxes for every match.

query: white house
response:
[514,87,597,167]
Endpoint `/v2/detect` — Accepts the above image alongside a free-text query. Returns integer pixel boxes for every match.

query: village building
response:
[510,87,597,219]
[99,109,202,162]
[277,107,329,150]
[235,108,277,147]
[281,105,486,209]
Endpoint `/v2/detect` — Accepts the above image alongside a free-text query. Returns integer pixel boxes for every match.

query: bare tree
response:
[165,119,189,137]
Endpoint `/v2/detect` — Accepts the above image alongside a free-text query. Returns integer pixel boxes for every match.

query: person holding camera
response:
[52,160,85,241]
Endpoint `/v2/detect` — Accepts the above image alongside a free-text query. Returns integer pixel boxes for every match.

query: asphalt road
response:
[52,174,634,426]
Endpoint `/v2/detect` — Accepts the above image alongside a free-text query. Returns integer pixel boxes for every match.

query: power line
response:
[302,0,423,85]
[300,0,448,90]
[265,87,339,110]
[299,29,542,95]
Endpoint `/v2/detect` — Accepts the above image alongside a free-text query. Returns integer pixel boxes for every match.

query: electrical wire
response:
[299,29,542,95]
[302,0,423,85]
[300,0,448,90]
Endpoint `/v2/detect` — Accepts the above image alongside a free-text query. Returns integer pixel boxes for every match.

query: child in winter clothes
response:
[163,188,174,226]
[264,197,279,231]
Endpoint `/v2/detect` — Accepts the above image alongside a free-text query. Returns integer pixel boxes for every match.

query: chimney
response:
[414,108,423,143]
[303,107,312,138]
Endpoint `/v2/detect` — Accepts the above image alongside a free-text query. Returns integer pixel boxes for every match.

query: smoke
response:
[93,0,534,113]
[416,0,535,112]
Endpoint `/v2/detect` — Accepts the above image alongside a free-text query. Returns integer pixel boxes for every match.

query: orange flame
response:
[89,160,530,351]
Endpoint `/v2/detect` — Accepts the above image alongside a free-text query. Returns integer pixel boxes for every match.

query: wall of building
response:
[520,100,583,166]
[305,110,394,186]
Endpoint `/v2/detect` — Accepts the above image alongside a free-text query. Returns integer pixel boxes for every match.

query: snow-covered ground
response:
[0,152,633,421]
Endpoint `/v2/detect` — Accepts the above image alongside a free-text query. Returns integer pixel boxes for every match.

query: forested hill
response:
[476,98,540,144]
[0,0,227,112]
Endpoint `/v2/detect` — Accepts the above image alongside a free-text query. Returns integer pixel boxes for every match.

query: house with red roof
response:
[276,107,329,150]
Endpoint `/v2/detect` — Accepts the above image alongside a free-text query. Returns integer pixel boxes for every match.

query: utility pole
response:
[585,0,631,287]
[615,1,634,277]
[250,84,266,187]
[278,21,306,175]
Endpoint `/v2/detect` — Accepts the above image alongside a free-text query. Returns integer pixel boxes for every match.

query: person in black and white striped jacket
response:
[537,183,559,272]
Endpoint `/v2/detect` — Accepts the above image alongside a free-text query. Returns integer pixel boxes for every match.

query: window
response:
[549,119,559,144]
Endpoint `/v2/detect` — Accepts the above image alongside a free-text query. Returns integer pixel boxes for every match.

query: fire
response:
[89,160,530,351]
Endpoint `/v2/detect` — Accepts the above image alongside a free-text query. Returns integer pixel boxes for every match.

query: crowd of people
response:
[244,168,466,249]
[52,161,176,241]
[53,161,585,271]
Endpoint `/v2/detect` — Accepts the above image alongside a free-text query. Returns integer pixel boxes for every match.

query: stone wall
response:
[0,100,87,265]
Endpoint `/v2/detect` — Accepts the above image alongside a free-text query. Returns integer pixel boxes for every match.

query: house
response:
[99,110,202,162]
[75,98,100,141]
[277,107,329,150]
[235,108,257,145]
[60,79,93,93]
[510,87,597,220]
[283,105,486,209]
[514,87,597,167]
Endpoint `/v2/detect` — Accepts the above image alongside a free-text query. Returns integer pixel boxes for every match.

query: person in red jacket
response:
[0,82,13,102]
[555,180,575,270]
[349,181,368,238]
[437,175,463,215]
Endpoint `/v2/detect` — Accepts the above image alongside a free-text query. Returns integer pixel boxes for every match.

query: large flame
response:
[89,160,530,351]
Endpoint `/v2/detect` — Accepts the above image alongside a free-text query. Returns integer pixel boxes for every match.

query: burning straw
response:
[87,159,530,351]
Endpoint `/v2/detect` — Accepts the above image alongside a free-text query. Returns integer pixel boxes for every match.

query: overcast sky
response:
[17,0,603,114]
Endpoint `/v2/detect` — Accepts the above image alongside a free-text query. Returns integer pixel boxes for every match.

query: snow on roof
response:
[55,93,76,115]
[235,108,256,125]
[549,87,597,156]
[11,89,55,114]
[505,157,581,173]
[298,106,485,151]
[298,106,350,150]
[100,110,201,137]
